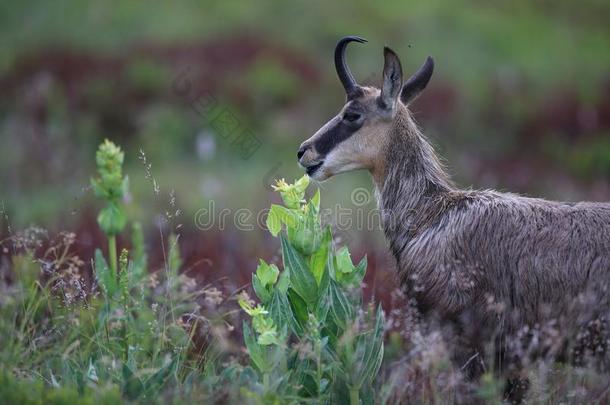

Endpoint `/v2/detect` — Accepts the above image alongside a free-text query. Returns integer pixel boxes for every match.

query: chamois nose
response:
[297,144,310,160]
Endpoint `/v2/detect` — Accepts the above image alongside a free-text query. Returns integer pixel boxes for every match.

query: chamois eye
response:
[343,112,361,122]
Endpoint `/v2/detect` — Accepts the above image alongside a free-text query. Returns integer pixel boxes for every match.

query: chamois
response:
[298,36,610,374]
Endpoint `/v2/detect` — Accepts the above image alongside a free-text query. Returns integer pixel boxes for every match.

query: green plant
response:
[239,176,384,404]
[2,139,610,403]
[91,139,129,280]
[0,140,214,403]
[87,141,198,400]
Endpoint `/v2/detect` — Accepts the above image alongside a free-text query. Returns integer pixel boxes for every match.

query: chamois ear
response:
[379,47,403,110]
[400,56,434,105]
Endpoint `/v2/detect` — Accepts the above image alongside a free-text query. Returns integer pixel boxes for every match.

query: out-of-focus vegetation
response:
[0,1,609,403]
[1,0,609,229]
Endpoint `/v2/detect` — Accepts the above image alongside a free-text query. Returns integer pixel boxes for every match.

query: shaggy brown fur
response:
[299,40,610,390]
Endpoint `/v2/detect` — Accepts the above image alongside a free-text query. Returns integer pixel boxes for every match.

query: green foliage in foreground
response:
[0,141,385,404]
[0,140,202,403]
[239,176,384,404]
[2,140,607,403]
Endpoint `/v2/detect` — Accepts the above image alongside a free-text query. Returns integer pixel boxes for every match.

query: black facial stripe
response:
[314,119,363,156]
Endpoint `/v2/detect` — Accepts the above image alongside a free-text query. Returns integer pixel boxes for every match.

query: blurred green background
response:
[1,0,609,291]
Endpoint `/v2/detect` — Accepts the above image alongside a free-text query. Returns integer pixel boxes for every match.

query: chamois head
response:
[298,36,434,181]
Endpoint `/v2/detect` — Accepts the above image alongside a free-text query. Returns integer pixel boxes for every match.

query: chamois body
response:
[298,37,610,379]
[297,36,610,401]
[378,106,610,331]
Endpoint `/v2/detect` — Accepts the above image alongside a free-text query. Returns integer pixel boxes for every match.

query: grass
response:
[1,140,608,404]
[0,142,389,403]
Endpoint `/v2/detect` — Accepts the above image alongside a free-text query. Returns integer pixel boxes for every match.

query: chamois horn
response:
[334,36,367,96]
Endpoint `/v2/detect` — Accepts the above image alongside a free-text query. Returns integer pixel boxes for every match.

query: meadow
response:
[1,1,610,403]
[1,139,608,403]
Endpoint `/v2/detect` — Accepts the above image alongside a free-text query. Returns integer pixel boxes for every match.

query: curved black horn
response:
[334,36,367,95]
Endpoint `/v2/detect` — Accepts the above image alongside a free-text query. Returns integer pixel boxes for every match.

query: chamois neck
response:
[375,107,455,237]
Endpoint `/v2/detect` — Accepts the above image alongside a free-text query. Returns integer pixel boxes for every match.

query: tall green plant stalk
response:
[108,235,117,280]
[349,387,359,405]
[91,139,128,283]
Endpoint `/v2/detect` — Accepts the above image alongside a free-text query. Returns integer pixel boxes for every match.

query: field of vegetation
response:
[1,1,609,403]
[1,140,609,403]
[0,140,606,404]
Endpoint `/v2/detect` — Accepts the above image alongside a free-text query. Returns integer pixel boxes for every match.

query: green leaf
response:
[315,263,331,323]
[268,289,302,335]
[168,233,182,277]
[90,177,108,199]
[252,273,272,303]
[276,268,290,294]
[335,247,355,275]
[144,358,176,394]
[122,364,145,400]
[87,360,98,383]
[252,315,276,337]
[243,322,266,372]
[335,247,367,286]
[281,234,318,307]
[329,279,353,330]
[252,259,278,303]
[287,288,308,327]
[97,203,127,236]
[311,188,320,211]
[288,195,322,255]
[310,226,331,285]
[359,305,385,384]
[293,175,309,193]
[266,204,299,236]
[355,256,367,282]
[95,248,116,296]
[287,226,312,256]
[256,259,279,287]
[257,328,280,346]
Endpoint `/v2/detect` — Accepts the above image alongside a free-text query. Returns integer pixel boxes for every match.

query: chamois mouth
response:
[305,161,324,176]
